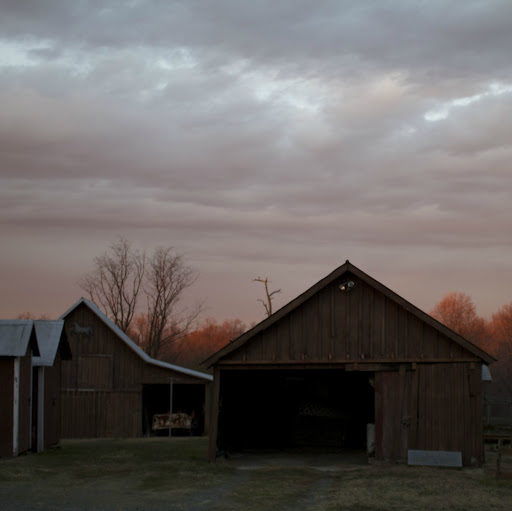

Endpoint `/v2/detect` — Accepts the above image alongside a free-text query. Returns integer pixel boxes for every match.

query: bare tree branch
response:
[135,247,203,358]
[80,239,202,359]
[79,238,145,332]
[253,276,281,317]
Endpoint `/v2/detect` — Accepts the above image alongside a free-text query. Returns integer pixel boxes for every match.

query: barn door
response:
[374,366,412,463]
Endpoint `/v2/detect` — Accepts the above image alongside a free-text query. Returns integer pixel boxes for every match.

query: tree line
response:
[430,291,512,401]
[17,238,512,393]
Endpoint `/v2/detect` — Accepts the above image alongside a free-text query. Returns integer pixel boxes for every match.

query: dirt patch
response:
[230,447,369,471]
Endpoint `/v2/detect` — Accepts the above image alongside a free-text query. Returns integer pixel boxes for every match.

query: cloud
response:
[1,1,512,321]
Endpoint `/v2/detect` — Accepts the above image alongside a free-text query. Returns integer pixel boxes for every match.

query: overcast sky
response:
[1,0,511,325]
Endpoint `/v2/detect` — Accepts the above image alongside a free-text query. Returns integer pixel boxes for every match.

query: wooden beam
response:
[374,372,383,461]
[168,378,173,437]
[13,357,20,456]
[217,357,481,366]
[409,365,419,451]
[207,367,221,462]
[37,367,45,453]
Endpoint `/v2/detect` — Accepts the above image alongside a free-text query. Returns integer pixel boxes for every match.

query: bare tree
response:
[80,238,145,332]
[137,247,202,358]
[252,277,281,317]
[80,239,202,358]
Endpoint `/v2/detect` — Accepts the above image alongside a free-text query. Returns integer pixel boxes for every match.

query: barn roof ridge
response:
[60,298,213,382]
[203,260,495,367]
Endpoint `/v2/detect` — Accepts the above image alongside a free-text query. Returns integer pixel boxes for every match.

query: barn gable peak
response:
[61,297,212,381]
[204,261,495,367]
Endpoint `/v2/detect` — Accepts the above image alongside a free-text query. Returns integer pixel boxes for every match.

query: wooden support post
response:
[13,357,20,456]
[409,366,419,452]
[169,378,174,438]
[208,367,221,462]
[37,367,45,452]
[374,372,383,461]
[496,439,503,479]
[203,381,211,434]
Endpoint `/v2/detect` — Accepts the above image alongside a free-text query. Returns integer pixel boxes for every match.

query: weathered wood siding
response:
[18,351,33,455]
[61,302,205,438]
[0,358,14,457]
[43,358,63,449]
[0,349,32,457]
[61,305,144,392]
[61,303,155,437]
[208,264,491,466]
[61,390,141,438]
[375,362,483,466]
[221,276,476,365]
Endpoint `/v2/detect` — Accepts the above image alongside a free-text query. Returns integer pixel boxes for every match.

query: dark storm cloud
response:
[3,1,512,80]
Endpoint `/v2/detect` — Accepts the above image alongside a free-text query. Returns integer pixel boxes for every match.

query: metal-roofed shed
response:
[0,320,39,457]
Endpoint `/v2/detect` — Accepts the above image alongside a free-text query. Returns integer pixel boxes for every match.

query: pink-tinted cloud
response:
[1,1,512,323]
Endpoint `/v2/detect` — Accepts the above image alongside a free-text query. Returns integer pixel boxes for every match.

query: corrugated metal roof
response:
[60,298,212,382]
[32,320,67,366]
[0,320,37,357]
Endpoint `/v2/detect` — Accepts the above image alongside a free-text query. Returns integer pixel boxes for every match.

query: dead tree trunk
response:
[252,277,281,317]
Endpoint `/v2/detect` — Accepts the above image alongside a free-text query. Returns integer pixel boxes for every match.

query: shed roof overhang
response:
[32,320,72,366]
[0,320,40,357]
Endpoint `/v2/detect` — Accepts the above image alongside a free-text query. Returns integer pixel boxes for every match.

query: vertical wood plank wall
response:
[41,362,62,449]
[18,352,33,455]
[61,303,204,438]
[223,276,472,364]
[211,271,487,466]
[0,359,14,456]
[375,363,484,465]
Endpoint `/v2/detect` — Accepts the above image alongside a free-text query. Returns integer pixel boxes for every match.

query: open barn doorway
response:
[142,384,205,436]
[219,369,374,453]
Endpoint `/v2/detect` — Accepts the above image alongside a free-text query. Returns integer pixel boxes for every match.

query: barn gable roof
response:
[205,260,495,367]
[32,320,72,366]
[60,298,212,381]
[0,320,40,357]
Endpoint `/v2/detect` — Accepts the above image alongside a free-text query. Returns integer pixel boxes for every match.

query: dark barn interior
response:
[142,383,205,436]
[219,369,374,452]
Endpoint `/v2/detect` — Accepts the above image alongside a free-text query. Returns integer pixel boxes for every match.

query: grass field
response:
[1,437,511,510]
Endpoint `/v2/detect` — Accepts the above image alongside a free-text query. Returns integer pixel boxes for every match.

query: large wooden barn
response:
[60,298,212,438]
[0,320,39,457]
[205,261,495,466]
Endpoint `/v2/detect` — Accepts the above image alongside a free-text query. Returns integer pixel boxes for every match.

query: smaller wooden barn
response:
[0,320,40,457]
[205,261,495,466]
[60,298,212,438]
[32,320,72,452]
